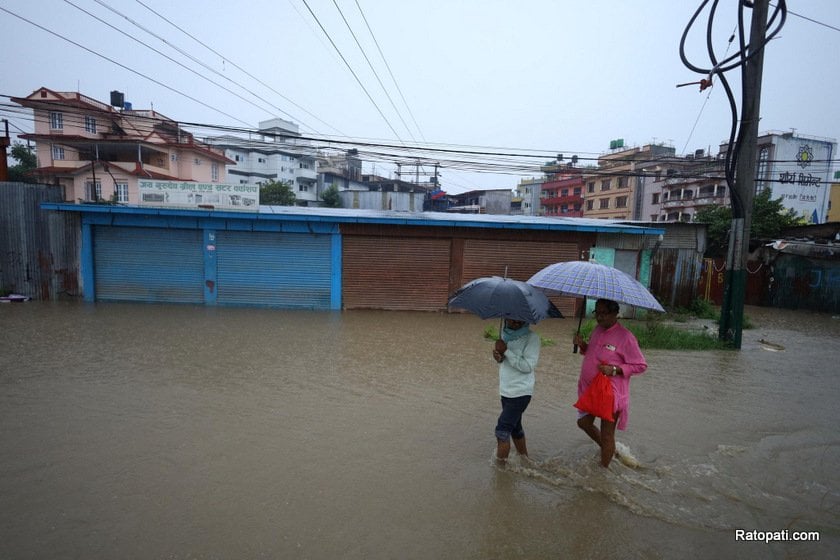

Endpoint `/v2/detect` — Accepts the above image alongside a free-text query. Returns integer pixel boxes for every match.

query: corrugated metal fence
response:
[0,182,80,299]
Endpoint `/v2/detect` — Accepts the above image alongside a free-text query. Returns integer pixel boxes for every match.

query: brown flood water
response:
[1,302,839,559]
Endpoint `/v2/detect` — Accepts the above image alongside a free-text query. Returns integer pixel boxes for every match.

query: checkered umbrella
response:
[448,276,563,324]
[528,261,663,353]
[528,261,665,312]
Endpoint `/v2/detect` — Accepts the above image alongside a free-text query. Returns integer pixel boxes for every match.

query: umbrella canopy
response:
[448,276,563,324]
[527,261,665,312]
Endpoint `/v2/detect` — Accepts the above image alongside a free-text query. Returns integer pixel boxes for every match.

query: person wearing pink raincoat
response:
[573,298,647,467]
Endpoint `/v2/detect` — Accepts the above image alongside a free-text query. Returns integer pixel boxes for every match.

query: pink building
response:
[12,87,233,203]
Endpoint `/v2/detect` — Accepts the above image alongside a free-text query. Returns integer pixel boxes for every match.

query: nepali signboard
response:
[768,138,834,223]
[138,180,259,211]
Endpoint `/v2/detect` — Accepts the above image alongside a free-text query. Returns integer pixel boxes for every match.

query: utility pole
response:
[719,0,769,348]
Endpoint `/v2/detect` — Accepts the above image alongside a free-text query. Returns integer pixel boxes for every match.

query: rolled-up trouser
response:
[495,395,531,441]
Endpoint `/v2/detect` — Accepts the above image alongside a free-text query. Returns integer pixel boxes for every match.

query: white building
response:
[723,130,837,223]
[205,118,319,205]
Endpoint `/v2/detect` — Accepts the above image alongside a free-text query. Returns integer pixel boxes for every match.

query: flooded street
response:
[2,302,839,559]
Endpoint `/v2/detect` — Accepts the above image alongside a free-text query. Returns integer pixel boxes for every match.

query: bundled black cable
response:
[679,0,787,218]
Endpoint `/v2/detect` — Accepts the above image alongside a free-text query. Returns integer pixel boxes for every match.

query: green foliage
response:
[693,189,807,257]
[579,319,731,350]
[8,142,37,183]
[689,298,719,320]
[750,188,807,238]
[259,179,296,206]
[320,184,342,208]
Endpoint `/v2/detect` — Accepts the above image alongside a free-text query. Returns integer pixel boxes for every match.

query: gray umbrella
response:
[448,276,563,325]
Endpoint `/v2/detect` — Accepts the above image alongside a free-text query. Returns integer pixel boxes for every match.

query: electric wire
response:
[132,0,348,137]
[63,0,306,130]
[299,0,403,142]
[330,0,415,142]
[0,5,252,128]
[354,0,426,142]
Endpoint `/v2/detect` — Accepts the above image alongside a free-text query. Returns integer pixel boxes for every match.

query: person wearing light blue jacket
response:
[491,318,541,463]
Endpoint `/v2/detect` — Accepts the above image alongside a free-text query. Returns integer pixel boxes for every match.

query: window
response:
[756,146,770,193]
[601,179,611,191]
[615,196,628,208]
[194,158,201,165]
[618,177,628,188]
[235,154,242,162]
[599,198,610,209]
[171,153,179,162]
[115,183,129,203]
[258,157,266,163]
[85,181,102,201]
[587,181,595,193]
[85,116,97,133]
[652,193,660,204]
[573,187,582,196]
[211,163,219,182]
[561,189,568,197]
[299,185,309,192]
[586,200,594,210]
[52,146,65,160]
[50,112,63,129]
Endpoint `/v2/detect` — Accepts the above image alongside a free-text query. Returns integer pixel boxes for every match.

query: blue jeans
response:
[495,395,531,441]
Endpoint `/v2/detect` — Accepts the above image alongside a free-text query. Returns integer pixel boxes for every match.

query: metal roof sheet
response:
[41,203,666,235]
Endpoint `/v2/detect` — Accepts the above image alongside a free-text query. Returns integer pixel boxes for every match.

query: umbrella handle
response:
[573,296,586,354]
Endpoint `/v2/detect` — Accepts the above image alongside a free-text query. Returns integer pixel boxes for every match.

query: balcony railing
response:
[541,194,583,206]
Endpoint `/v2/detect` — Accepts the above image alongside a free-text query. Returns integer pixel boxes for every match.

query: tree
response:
[320,184,342,208]
[8,142,37,183]
[694,188,807,257]
[259,179,296,206]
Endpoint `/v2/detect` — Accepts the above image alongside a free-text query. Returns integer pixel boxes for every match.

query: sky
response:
[2,0,839,193]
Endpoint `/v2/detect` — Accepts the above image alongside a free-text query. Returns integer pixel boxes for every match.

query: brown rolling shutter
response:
[343,236,451,311]
[459,239,580,317]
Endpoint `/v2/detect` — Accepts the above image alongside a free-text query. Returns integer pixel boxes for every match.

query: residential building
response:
[337,174,430,212]
[721,130,837,223]
[583,143,676,220]
[538,163,584,218]
[205,118,319,205]
[516,177,543,216]
[12,87,232,203]
[644,150,727,222]
[447,189,513,214]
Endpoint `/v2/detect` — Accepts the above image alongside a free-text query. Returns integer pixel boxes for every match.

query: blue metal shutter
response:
[94,226,204,303]
[215,230,331,308]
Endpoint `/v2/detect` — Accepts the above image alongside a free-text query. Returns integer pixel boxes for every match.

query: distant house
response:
[447,189,512,214]
[645,150,727,223]
[720,130,837,223]
[12,87,233,204]
[204,118,319,205]
[538,165,584,218]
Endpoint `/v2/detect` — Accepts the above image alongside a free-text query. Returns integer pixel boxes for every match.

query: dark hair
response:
[595,299,620,314]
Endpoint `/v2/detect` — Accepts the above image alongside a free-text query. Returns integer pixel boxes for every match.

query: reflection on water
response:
[1,303,838,558]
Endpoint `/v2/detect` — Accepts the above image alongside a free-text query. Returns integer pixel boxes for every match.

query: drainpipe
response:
[0,119,10,181]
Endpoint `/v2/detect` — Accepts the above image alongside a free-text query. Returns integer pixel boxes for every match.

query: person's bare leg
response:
[599,414,619,468]
[496,439,511,462]
[512,436,528,457]
[577,414,602,446]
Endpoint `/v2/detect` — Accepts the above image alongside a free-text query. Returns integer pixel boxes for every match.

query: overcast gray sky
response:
[2,0,838,193]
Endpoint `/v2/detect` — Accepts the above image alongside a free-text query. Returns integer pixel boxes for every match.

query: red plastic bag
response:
[574,372,615,422]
